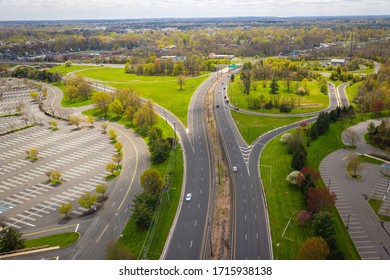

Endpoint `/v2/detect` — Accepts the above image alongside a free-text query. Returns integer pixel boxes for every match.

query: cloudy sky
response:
[0,0,388,21]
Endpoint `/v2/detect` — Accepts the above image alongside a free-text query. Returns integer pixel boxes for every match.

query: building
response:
[208,53,235,60]
[331,58,347,67]
[160,56,186,62]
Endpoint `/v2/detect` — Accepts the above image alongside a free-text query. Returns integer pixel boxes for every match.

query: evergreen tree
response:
[269,78,279,94]
[0,228,25,253]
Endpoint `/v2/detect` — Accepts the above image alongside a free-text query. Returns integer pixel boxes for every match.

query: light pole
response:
[346,213,351,230]
[116,213,123,238]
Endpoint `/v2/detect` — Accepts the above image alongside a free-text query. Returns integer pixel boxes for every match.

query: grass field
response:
[368,199,390,222]
[228,77,329,114]
[65,67,210,126]
[231,111,306,145]
[49,64,100,75]
[260,121,360,260]
[346,81,362,104]
[25,232,80,248]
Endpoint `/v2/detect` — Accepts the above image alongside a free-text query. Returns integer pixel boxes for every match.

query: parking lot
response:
[0,120,114,231]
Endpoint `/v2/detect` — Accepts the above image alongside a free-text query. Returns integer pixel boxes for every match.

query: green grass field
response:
[61,67,210,126]
[260,122,360,260]
[228,77,329,114]
[368,199,390,222]
[231,111,306,145]
[49,64,101,75]
[25,232,80,248]
[346,81,362,104]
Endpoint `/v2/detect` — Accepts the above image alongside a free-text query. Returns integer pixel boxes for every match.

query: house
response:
[331,58,347,67]
[160,56,186,62]
[208,53,235,60]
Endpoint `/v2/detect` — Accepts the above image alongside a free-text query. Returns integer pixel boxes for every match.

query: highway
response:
[164,75,215,260]
[212,71,344,259]
[91,78,215,260]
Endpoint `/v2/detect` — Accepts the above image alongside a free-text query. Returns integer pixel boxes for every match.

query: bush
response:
[297,210,312,226]
[280,133,293,144]
[286,170,304,186]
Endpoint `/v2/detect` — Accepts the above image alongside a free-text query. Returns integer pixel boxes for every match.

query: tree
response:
[298,237,330,260]
[64,85,79,101]
[96,184,108,199]
[29,91,39,102]
[112,152,123,169]
[131,192,158,230]
[69,115,83,129]
[286,170,304,186]
[114,142,123,154]
[101,123,108,133]
[367,121,377,135]
[0,228,25,253]
[291,149,307,170]
[147,127,163,143]
[48,120,58,130]
[312,212,335,242]
[86,116,95,127]
[25,148,39,161]
[109,98,124,117]
[140,168,164,195]
[133,100,157,134]
[343,128,360,147]
[348,154,362,176]
[177,76,186,91]
[280,133,293,144]
[106,162,117,175]
[92,91,112,117]
[296,210,312,226]
[306,188,336,213]
[150,139,170,164]
[58,203,72,219]
[108,129,117,140]
[78,192,97,211]
[269,78,279,94]
[371,100,385,116]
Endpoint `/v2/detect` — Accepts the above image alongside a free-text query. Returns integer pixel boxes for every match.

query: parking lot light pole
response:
[346,213,351,230]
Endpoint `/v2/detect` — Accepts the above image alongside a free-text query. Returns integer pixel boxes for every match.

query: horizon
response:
[0,14,389,24]
[0,0,389,21]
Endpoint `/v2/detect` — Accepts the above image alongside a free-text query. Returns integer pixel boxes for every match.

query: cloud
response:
[0,0,388,20]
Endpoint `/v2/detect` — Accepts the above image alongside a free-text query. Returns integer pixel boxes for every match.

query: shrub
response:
[297,210,312,226]
[286,170,304,186]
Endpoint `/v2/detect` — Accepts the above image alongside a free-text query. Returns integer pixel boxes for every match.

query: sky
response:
[0,0,389,21]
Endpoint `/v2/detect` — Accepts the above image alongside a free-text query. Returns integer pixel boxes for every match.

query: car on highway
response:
[185,193,192,201]
[232,166,238,172]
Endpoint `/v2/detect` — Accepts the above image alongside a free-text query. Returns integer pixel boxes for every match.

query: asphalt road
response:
[212,72,347,259]
[164,75,216,260]
[90,78,215,260]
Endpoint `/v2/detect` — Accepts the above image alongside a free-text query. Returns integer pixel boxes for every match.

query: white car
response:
[233,166,238,172]
[185,193,192,201]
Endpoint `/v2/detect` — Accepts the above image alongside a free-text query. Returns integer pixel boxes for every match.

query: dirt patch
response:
[205,82,232,260]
